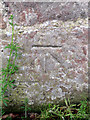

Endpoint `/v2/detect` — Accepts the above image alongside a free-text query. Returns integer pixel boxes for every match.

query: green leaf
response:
[9,22,13,26]
[3,83,8,89]
[21,106,25,109]
[65,99,68,107]
[1,68,6,72]
[28,107,31,111]
[14,23,18,26]
[65,114,72,116]
[10,80,15,83]
[4,99,9,102]
[1,110,5,116]
[14,65,18,71]
[4,44,11,49]
[13,84,17,87]
[2,79,7,84]
[3,99,8,106]
[12,52,15,56]
[8,84,12,88]
[71,104,76,107]
[9,15,14,20]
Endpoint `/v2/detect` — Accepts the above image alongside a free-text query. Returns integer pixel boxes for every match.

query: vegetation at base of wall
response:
[1,98,89,120]
[39,98,89,120]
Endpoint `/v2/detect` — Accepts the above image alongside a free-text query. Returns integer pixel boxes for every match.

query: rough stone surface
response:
[3,2,88,26]
[0,13,7,29]
[1,2,88,108]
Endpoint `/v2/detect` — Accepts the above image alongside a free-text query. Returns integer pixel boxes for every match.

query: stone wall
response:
[0,2,88,109]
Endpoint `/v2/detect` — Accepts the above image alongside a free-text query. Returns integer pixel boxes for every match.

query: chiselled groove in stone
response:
[44,54,47,73]
[50,53,62,64]
[32,45,62,48]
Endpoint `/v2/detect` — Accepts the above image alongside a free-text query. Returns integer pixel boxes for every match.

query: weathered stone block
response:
[1,2,88,110]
